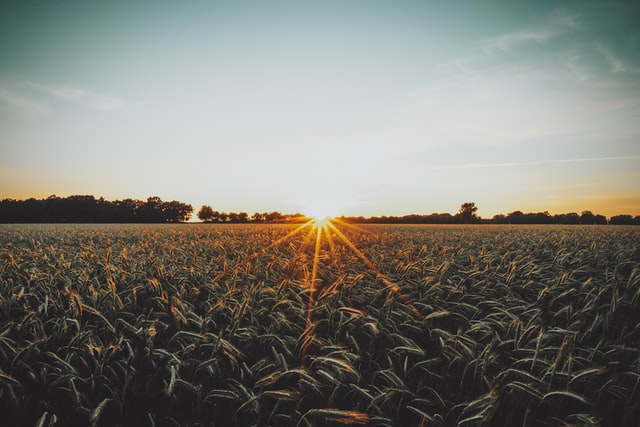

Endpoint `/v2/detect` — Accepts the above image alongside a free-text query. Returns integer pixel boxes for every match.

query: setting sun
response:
[301,199,342,223]
[311,215,333,229]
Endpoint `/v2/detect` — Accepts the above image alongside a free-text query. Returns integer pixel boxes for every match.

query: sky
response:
[1,0,639,219]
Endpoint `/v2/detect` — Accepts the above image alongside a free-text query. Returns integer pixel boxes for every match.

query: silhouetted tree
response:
[609,214,637,225]
[265,212,284,222]
[594,214,608,225]
[198,205,215,222]
[457,202,479,223]
[581,211,595,224]
[555,212,580,224]
[580,211,607,225]
[525,211,553,224]
[492,214,507,224]
[164,200,193,222]
[237,212,249,223]
[65,195,99,221]
[114,199,142,222]
[506,211,525,224]
[138,197,163,222]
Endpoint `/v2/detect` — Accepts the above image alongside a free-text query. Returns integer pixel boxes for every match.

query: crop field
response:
[0,222,639,426]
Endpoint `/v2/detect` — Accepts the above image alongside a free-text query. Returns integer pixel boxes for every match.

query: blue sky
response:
[1,0,639,218]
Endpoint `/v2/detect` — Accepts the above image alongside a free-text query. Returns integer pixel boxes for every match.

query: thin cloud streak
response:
[476,8,577,53]
[25,81,125,111]
[0,86,50,118]
[478,29,555,52]
[428,156,640,171]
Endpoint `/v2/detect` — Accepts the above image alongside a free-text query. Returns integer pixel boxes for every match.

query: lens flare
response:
[312,215,333,228]
[302,203,340,223]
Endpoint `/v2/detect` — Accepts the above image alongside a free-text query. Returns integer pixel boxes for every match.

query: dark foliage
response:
[197,206,307,224]
[0,195,193,223]
[340,204,637,225]
[2,197,638,225]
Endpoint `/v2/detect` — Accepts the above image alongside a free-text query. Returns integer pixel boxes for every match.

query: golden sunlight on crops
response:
[1,223,639,426]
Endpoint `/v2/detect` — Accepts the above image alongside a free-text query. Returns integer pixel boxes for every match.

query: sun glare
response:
[312,215,333,228]
[302,202,340,224]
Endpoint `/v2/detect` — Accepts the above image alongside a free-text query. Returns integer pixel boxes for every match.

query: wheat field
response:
[0,223,639,426]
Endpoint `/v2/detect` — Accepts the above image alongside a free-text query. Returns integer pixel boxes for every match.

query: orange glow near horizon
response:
[311,215,333,228]
[299,187,345,222]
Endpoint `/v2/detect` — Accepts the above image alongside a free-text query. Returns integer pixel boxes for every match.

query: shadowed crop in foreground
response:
[0,224,638,426]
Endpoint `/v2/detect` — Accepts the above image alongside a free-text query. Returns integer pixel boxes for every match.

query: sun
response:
[311,215,333,229]
[295,175,350,223]
[303,203,340,225]
[300,192,343,222]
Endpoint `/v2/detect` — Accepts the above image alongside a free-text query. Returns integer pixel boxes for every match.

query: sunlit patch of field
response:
[0,223,639,426]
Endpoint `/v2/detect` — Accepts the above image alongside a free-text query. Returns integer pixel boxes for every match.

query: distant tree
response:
[580,211,607,225]
[265,211,283,222]
[117,199,143,222]
[529,211,553,224]
[457,202,479,223]
[164,200,193,222]
[506,211,525,224]
[237,212,249,223]
[222,211,250,223]
[139,196,163,222]
[66,195,99,221]
[491,214,507,224]
[198,205,215,222]
[210,211,221,222]
[594,214,607,225]
[610,214,634,225]
[434,213,456,224]
[555,212,580,225]
[580,211,596,224]
[350,216,366,223]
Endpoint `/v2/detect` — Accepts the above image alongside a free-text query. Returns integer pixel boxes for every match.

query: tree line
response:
[0,195,193,223]
[196,205,306,223]
[339,203,640,225]
[1,197,638,225]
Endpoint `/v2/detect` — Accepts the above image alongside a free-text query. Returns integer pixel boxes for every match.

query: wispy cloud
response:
[428,156,640,171]
[25,82,125,111]
[596,43,640,75]
[417,11,577,98]
[477,9,578,53]
[0,86,50,118]
[478,29,556,53]
[597,44,625,73]
[407,2,640,152]
[469,4,640,86]
[1,76,125,119]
